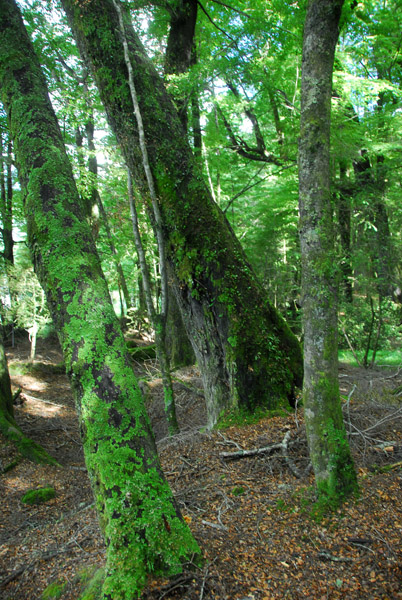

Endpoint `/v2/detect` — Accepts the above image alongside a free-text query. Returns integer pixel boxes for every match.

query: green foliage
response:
[339,297,402,366]
[216,402,291,429]
[41,580,67,600]
[21,486,56,505]
[78,568,105,600]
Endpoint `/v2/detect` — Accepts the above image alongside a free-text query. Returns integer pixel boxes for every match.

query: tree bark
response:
[83,110,133,312]
[298,0,357,503]
[336,160,353,302]
[164,0,198,131]
[166,283,195,368]
[0,2,199,597]
[60,0,303,427]
[0,133,14,265]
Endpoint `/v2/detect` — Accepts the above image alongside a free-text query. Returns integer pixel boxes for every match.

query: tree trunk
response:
[61,0,303,427]
[0,2,199,598]
[298,0,357,504]
[84,113,133,312]
[0,133,14,265]
[164,0,198,368]
[164,0,198,131]
[336,160,353,302]
[353,150,394,299]
[166,283,195,368]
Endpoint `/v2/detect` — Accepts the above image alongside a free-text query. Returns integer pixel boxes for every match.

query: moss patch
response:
[77,567,105,600]
[41,579,67,600]
[21,486,56,505]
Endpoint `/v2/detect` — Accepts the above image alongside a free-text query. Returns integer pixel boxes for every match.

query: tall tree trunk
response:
[81,111,133,312]
[128,170,179,435]
[0,133,14,265]
[0,3,199,598]
[164,0,198,131]
[164,0,198,367]
[336,160,353,302]
[61,0,303,427]
[353,150,394,299]
[298,0,357,504]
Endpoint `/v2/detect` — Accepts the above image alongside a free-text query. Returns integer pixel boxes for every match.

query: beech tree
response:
[298,0,358,504]
[0,1,200,598]
[60,0,303,426]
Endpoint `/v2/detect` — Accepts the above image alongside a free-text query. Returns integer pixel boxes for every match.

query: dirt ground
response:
[0,334,401,600]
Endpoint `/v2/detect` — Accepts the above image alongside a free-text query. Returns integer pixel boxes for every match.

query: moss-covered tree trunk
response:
[61,0,303,427]
[0,2,199,598]
[163,0,198,369]
[298,0,358,504]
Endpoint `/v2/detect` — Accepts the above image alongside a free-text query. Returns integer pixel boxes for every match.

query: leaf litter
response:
[0,336,401,600]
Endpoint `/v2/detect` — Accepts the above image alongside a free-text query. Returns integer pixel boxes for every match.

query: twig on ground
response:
[317,551,353,563]
[201,519,228,532]
[217,431,244,451]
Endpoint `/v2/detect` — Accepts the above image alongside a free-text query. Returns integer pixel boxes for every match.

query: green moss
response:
[2,457,21,473]
[314,419,359,512]
[21,486,56,505]
[78,568,105,600]
[41,580,67,600]
[216,402,291,429]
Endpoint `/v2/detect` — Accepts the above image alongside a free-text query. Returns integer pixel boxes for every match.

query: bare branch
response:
[197,1,236,43]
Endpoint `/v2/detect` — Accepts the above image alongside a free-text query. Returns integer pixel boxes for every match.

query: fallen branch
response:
[201,519,228,532]
[0,543,75,589]
[21,392,66,408]
[219,439,285,460]
[318,551,353,563]
[219,430,310,477]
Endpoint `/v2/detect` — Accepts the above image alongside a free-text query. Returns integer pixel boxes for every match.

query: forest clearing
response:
[1,333,401,600]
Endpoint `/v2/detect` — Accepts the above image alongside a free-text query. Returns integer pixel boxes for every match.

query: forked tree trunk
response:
[61,0,303,427]
[0,2,199,598]
[299,0,358,504]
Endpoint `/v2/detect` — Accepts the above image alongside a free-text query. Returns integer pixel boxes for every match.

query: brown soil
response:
[0,335,401,600]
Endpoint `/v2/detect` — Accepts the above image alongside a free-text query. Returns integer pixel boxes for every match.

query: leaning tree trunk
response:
[298,0,358,504]
[61,0,303,427]
[0,2,199,598]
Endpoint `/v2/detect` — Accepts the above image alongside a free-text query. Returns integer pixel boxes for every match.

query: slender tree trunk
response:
[298,0,357,504]
[353,150,394,299]
[0,133,14,265]
[0,3,199,598]
[61,0,303,427]
[82,112,133,311]
[336,160,353,302]
[128,171,179,435]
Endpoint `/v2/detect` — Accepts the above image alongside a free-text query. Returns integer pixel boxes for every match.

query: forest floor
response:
[0,333,402,600]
